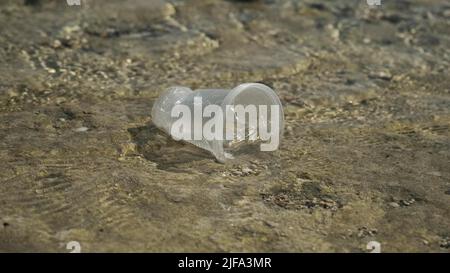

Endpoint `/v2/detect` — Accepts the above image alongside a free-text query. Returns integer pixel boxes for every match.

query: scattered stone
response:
[400,198,415,206]
[439,237,449,249]
[285,125,293,135]
[231,169,242,176]
[241,167,253,175]
[227,165,259,177]
[357,227,378,238]
[369,71,392,81]
[389,202,400,208]
[74,127,89,132]
[261,187,342,212]
[326,24,340,41]
[55,97,66,105]
[51,39,62,49]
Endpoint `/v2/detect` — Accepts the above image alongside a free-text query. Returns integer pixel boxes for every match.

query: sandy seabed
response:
[0,0,449,252]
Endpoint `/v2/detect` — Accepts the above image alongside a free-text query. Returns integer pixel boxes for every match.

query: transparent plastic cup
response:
[151,83,284,162]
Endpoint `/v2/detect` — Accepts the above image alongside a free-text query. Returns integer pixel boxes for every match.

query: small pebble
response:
[400,198,415,206]
[389,202,400,208]
[241,167,253,175]
[357,227,378,238]
[74,127,89,132]
[439,237,449,249]
[369,71,392,81]
[231,170,242,176]
[52,39,62,49]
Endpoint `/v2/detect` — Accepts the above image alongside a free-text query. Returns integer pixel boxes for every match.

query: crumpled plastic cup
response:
[151,83,284,162]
